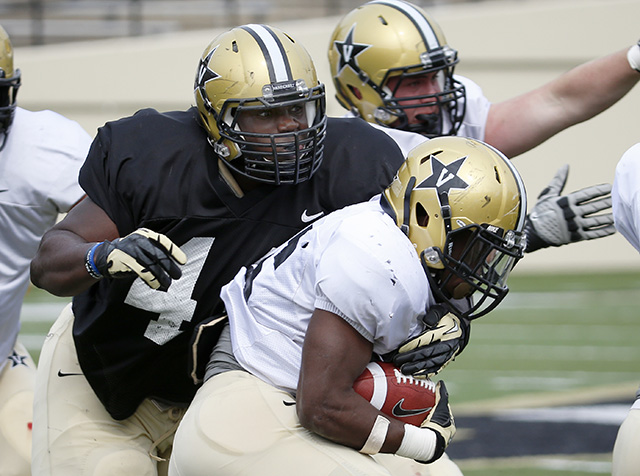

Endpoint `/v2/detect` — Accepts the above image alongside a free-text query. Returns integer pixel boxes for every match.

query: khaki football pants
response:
[612,396,640,476]
[169,369,463,476]
[0,339,35,476]
[31,304,186,476]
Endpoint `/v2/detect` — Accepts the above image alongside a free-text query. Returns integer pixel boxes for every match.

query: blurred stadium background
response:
[5,0,640,474]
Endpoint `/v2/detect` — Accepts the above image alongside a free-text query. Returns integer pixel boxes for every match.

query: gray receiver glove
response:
[525,164,615,253]
[86,228,187,291]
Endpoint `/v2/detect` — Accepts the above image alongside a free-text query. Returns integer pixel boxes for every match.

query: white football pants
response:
[169,369,463,476]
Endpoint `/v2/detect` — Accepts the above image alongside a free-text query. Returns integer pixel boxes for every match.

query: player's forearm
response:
[551,48,639,123]
[30,230,98,297]
[296,390,404,453]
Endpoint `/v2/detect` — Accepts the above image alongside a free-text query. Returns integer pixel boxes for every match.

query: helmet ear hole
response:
[348,85,363,100]
[415,202,429,227]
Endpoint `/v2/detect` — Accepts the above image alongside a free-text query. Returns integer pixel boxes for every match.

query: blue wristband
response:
[84,242,104,280]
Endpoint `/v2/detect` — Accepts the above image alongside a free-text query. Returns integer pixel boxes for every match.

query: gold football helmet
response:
[328,0,464,137]
[382,137,527,319]
[194,24,326,185]
[0,25,20,149]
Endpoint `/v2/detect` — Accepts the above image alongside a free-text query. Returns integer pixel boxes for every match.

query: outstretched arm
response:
[485,44,640,158]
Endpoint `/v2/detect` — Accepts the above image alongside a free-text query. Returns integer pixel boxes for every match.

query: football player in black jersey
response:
[29,24,408,476]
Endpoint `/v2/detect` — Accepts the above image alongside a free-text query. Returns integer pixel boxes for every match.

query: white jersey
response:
[0,107,91,368]
[343,75,491,157]
[221,198,435,395]
[612,143,640,253]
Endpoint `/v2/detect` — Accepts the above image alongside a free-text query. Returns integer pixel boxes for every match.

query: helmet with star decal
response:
[194,24,326,185]
[382,136,527,319]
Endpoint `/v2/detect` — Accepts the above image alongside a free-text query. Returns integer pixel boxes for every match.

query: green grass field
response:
[19,269,640,475]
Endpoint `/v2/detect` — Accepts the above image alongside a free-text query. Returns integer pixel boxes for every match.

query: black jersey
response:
[73,107,405,420]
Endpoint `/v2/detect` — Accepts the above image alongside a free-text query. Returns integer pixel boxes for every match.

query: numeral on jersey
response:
[123,237,215,345]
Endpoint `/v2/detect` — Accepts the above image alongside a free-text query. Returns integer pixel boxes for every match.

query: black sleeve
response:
[78,125,137,234]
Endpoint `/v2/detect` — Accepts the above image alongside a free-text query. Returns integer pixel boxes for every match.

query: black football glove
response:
[418,381,456,464]
[525,164,615,253]
[90,228,187,291]
[393,305,470,378]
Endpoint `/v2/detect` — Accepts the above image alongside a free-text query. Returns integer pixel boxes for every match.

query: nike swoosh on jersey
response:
[301,209,324,223]
[282,400,296,406]
[57,369,83,377]
[392,398,433,418]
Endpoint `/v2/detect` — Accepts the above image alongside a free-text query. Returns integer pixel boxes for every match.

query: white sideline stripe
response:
[497,404,630,425]
[537,458,611,473]
[501,290,640,309]
[460,344,640,361]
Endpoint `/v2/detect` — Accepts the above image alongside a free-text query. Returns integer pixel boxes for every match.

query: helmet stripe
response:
[367,0,441,52]
[241,24,293,83]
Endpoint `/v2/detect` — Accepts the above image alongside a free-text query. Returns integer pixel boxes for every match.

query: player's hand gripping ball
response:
[353,362,437,426]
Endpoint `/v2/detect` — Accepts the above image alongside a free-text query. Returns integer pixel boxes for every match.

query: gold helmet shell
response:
[0,25,21,143]
[382,136,527,318]
[328,0,465,137]
[194,24,326,185]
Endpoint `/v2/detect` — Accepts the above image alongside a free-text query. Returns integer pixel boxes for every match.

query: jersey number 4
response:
[124,237,215,345]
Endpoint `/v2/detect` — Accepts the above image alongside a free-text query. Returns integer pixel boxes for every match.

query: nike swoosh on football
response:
[57,370,83,377]
[301,209,324,223]
[392,399,433,418]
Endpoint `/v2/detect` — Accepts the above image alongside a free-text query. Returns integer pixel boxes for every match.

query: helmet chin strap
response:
[401,176,416,236]
[438,191,453,235]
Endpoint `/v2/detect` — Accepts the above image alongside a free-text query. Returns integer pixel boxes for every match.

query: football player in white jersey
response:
[169,136,528,476]
[0,25,91,476]
[328,0,637,250]
[611,143,640,476]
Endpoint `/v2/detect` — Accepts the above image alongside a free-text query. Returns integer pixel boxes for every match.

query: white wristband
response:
[396,424,436,462]
[627,43,640,73]
[359,415,390,454]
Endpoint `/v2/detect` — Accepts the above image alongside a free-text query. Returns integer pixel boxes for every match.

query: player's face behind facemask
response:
[381,136,527,320]
[194,24,327,186]
[328,0,465,138]
[423,223,524,319]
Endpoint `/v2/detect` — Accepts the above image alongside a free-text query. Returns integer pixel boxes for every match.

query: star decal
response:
[333,25,371,75]
[416,154,469,205]
[8,350,27,367]
[194,45,220,99]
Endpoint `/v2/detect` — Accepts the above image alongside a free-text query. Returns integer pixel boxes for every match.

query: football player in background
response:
[329,0,636,378]
[28,24,411,476]
[329,0,637,246]
[611,143,640,476]
[0,25,91,476]
[169,136,527,476]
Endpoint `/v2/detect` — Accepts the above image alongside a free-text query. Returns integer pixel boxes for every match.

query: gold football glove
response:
[419,381,456,463]
[393,305,470,378]
[87,228,187,291]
